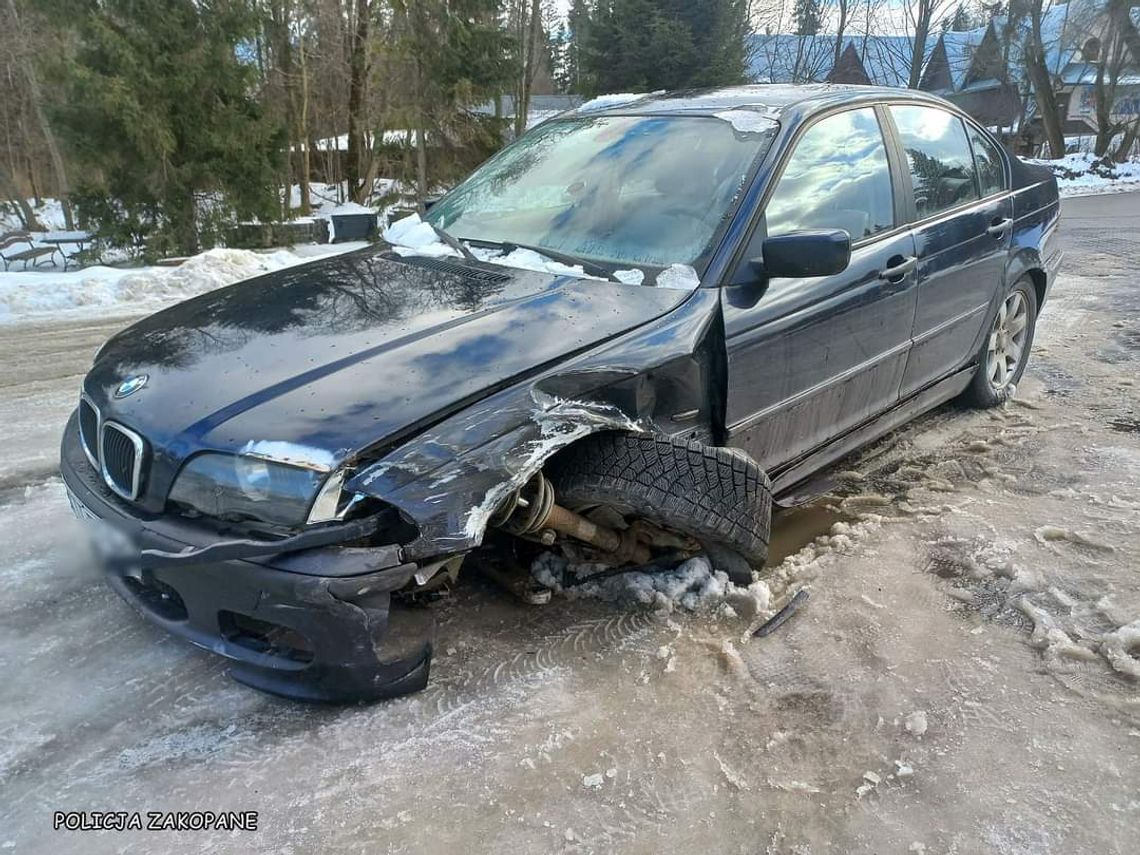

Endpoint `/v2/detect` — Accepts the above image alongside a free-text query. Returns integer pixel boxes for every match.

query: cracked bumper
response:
[60,414,435,703]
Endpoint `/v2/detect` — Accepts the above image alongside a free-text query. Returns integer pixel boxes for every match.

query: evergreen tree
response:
[794,0,822,36]
[389,0,513,204]
[563,0,593,94]
[51,0,284,257]
[583,0,748,95]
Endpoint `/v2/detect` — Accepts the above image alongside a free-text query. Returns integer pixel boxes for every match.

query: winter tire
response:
[548,432,772,583]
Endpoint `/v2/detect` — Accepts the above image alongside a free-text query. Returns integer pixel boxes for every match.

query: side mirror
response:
[757,229,851,278]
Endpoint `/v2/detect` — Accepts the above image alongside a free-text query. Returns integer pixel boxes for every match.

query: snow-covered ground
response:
[0,194,1136,853]
[1028,152,1140,197]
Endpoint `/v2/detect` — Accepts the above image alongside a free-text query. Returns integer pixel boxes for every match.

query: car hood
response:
[86,247,689,470]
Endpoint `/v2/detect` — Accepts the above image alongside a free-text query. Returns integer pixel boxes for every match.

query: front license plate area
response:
[65,485,138,567]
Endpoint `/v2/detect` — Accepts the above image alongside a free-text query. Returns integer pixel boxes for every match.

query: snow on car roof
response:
[567,83,957,120]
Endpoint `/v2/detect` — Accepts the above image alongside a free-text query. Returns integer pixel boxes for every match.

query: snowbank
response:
[0,243,362,325]
[1027,152,1140,197]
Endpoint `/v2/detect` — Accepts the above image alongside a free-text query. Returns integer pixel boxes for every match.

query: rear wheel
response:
[961,278,1038,408]
[547,433,772,584]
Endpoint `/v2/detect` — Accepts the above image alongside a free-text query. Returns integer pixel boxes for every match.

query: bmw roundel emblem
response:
[114,374,149,398]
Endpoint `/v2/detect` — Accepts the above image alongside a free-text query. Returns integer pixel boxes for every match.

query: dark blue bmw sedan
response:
[61,85,1062,701]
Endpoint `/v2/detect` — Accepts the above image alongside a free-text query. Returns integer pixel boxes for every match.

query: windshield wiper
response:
[425,220,478,262]
[465,238,621,283]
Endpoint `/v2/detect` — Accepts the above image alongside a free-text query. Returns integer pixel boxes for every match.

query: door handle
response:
[878,255,917,281]
[986,217,1013,237]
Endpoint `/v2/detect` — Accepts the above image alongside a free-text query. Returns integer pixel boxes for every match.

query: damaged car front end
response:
[61,102,776,701]
[59,237,736,700]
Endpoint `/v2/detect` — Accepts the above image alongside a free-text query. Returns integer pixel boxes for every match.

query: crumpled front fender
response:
[347,388,643,560]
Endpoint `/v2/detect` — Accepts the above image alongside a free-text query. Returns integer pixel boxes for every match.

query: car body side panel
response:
[900,193,1013,395]
[719,230,918,472]
[1007,168,1062,306]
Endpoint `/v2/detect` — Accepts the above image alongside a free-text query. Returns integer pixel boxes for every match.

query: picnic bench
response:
[0,231,57,271]
[40,231,96,270]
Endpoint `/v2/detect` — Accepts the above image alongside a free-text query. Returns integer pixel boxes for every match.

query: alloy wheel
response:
[986,290,1029,390]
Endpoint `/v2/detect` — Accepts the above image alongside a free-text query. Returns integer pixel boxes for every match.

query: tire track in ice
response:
[426,610,656,716]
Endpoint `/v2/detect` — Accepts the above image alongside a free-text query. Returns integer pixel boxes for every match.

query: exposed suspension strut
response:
[491,472,651,565]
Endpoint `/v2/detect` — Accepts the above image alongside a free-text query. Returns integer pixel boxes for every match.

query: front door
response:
[885,104,1014,395]
[721,106,918,472]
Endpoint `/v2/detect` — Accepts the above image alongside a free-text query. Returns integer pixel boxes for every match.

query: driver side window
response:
[764,107,895,241]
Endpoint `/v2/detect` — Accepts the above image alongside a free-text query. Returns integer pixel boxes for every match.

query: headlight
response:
[169,452,337,527]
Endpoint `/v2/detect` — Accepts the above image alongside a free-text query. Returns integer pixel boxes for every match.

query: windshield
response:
[426,114,777,269]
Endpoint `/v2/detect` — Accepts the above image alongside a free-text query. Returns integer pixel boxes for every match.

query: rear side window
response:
[967,125,1006,196]
[889,104,980,218]
[764,107,894,241]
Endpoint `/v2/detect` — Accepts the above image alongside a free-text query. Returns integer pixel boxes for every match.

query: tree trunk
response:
[276,0,295,219]
[296,24,312,216]
[908,1,932,89]
[414,59,428,211]
[5,0,74,228]
[1093,60,1113,157]
[0,164,41,229]
[1115,118,1140,162]
[346,0,371,202]
[1026,8,1065,159]
[833,0,849,72]
[515,0,542,138]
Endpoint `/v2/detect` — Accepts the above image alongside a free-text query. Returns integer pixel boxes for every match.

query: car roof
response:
[565,84,957,120]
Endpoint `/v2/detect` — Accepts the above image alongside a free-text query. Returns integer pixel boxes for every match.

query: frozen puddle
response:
[768,502,856,566]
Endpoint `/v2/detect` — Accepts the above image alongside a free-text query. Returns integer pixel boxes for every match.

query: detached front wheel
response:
[547,433,772,583]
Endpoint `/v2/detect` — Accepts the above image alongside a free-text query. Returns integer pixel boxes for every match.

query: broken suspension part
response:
[491,472,652,564]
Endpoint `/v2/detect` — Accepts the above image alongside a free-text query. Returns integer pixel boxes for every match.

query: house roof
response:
[746,34,934,88]
[747,1,1134,99]
[827,42,873,85]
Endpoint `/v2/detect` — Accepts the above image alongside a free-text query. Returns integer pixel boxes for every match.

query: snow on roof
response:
[746,34,931,88]
[940,27,988,91]
[747,2,1131,96]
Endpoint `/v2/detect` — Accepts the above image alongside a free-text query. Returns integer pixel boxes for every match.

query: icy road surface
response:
[1,194,1138,853]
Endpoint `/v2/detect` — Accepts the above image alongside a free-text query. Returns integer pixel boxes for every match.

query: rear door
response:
[721,106,918,472]
[885,104,1013,396]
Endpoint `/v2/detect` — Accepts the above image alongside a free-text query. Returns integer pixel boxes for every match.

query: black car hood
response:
[86,248,689,471]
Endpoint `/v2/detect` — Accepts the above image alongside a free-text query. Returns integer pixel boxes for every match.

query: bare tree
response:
[1021,0,1065,158]
[832,0,852,70]
[3,0,73,228]
[902,0,956,88]
[346,0,373,202]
